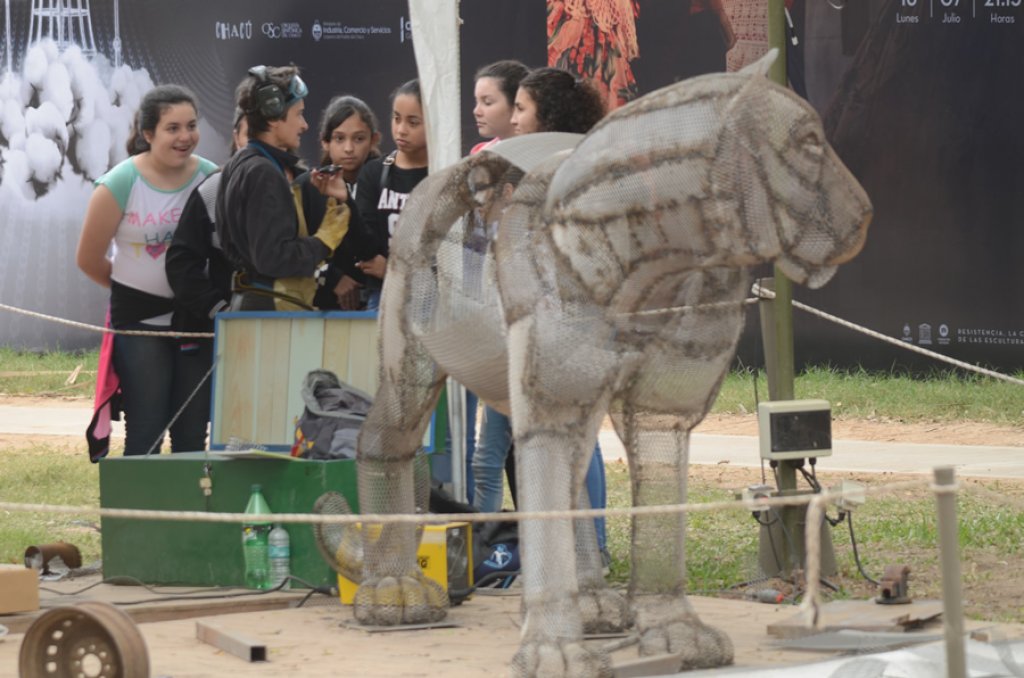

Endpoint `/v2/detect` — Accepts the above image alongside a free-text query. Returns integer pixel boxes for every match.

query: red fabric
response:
[86,311,121,462]
[470,138,502,155]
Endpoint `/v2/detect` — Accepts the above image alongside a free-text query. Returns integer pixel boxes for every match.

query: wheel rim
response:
[19,602,149,678]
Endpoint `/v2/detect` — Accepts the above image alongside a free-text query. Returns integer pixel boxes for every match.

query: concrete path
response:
[0,402,124,438]
[2,403,1021,479]
[599,430,1024,479]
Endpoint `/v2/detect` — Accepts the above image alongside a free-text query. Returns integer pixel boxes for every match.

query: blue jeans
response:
[464,390,478,502]
[365,288,382,311]
[472,405,607,552]
[113,327,212,455]
[471,406,514,514]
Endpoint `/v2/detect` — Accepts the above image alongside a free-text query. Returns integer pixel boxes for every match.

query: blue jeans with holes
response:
[472,405,607,553]
[113,326,212,455]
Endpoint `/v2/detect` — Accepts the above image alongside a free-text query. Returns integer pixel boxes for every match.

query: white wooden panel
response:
[285,318,326,445]
[213,313,381,448]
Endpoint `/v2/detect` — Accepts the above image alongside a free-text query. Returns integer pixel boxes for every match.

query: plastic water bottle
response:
[268,524,290,590]
[242,484,272,590]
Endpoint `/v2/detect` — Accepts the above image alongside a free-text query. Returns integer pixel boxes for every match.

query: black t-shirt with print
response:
[355,155,429,264]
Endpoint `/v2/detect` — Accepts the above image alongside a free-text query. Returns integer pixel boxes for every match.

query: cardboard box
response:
[0,564,40,614]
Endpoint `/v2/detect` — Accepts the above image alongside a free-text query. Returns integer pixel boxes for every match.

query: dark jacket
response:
[214,141,329,282]
[292,171,380,308]
[166,172,232,333]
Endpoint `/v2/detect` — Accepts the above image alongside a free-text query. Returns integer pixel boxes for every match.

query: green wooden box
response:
[99,452,358,588]
[98,312,445,588]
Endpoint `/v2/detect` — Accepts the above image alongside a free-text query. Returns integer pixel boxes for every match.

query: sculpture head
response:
[712,52,872,288]
[542,50,871,290]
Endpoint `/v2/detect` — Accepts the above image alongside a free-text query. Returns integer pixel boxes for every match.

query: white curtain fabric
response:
[409,0,461,173]
[408,0,468,499]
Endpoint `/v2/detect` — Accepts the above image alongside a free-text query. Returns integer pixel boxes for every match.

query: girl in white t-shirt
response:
[77,85,217,456]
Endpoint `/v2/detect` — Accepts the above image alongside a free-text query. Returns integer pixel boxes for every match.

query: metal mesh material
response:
[354,51,871,673]
[313,455,431,584]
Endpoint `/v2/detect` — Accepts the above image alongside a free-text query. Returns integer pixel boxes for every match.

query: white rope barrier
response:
[798,494,828,630]
[4,292,1024,386]
[0,302,214,338]
[752,284,1024,387]
[0,477,930,526]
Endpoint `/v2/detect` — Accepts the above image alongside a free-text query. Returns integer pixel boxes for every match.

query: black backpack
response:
[291,370,373,460]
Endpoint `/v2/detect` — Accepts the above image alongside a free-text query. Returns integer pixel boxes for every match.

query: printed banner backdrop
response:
[544,0,1024,372]
[1,0,1021,373]
[0,0,542,350]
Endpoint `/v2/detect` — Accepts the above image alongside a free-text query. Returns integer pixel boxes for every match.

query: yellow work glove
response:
[313,198,351,253]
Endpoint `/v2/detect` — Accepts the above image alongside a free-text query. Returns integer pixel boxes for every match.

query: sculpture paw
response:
[511,639,612,678]
[353,572,448,626]
[638,613,734,670]
[578,587,635,635]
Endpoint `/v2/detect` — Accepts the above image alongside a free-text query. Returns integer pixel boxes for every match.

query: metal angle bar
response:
[195,620,267,662]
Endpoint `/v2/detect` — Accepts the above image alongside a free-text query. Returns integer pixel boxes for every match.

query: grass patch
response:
[1,446,1022,624]
[0,347,100,396]
[713,365,1024,425]
[604,463,1024,624]
[0,445,101,566]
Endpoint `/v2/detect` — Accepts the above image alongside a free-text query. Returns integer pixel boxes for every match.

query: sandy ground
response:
[2,395,1023,676]
[5,585,1017,678]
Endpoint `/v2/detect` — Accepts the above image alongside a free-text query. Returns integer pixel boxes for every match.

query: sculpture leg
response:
[575,444,633,636]
[353,267,449,625]
[613,409,733,670]
[507,317,615,678]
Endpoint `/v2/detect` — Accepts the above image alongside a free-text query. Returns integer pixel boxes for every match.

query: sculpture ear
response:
[708,64,780,254]
[720,64,774,160]
[737,48,778,77]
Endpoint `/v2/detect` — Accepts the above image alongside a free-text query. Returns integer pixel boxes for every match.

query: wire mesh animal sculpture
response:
[352,51,872,676]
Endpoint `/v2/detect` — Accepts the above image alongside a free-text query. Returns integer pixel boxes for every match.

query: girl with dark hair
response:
[353,79,428,311]
[457,60,531,506]
[78,84,218,456]
[317,95,382,192]
[304,95,383,309]
[476,68,610,565]
[471,59,529,154]
[512,67,606,135]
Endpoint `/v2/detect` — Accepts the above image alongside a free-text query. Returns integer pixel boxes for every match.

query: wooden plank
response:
[196,620,267,662]
[766,599,944,639]
[286,318,325,443]
[255,319,292,444]
[216,318,258,446]
[213,313,378,449]
[322,317,379,394]
[1,593,302,634]
[321,318,352,382]
[347,319,380,394]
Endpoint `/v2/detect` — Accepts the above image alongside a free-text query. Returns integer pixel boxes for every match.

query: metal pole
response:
[933,466,966,678]
[765,0,803,578]
[767,0,795,403]
[446,379,467,502]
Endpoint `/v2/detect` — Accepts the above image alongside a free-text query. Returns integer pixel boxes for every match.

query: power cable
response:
[847,511,881,586]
